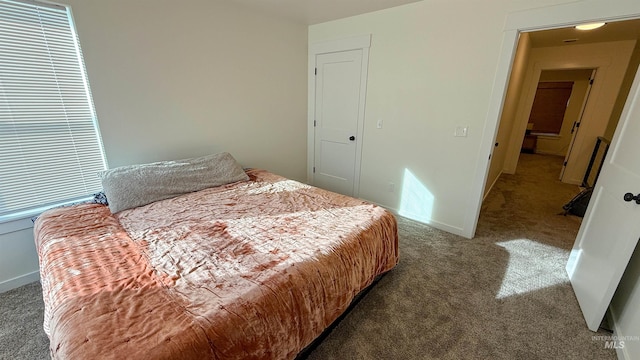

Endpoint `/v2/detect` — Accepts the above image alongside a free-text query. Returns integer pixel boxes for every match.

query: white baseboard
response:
[361,199,468,238]
[533,149,564,156]
[0,271,40,293]
[607,308,631,360]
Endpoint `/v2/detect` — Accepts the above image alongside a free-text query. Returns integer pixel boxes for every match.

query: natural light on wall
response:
[495,239,569,299]
[399,168,434,223]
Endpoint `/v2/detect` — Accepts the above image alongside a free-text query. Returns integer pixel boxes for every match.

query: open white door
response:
[567,65,640,331]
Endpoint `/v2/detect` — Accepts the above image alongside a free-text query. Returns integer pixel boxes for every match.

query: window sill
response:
[0,196,93,235]
[531,132,561,140]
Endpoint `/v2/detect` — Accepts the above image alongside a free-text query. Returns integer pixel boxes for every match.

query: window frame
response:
[527,81,575,135]
[0,0,107,230]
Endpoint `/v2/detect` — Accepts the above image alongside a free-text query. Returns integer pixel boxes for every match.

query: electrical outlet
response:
[388,182,395,193]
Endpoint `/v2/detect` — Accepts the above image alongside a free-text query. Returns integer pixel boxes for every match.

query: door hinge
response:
[314,120,316,127]
[563,161,568,167]
[313,167,316,173]
[571,121,580,134]
[314,67,317,75]
[590,78,594,85]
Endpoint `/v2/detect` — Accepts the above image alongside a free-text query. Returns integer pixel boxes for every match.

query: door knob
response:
[623,192,640,204]
[349,136,355,141]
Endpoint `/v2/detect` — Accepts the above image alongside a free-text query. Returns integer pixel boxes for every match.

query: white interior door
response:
[567,65,640,331]
[313,49,363,196]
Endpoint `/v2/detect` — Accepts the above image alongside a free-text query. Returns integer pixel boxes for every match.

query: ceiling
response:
[230,0,422,25]
[528,19,640,48]
[228,1,640,47]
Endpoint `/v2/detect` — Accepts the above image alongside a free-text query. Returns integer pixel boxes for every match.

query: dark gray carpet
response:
[0,154,616,359]
[0,281,49,360]
[307,154,614,359]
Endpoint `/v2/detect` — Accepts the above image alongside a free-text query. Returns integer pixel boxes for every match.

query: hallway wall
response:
[503,40,636,185]
[534,70,592,157]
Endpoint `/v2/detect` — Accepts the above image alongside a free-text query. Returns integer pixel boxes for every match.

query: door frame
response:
[307,35,371,196]
[466,1,640,238]
[560,69,596,182]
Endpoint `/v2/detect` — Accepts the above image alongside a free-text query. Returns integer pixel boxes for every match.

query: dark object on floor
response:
[563,187,593,217]
[521,134,538,153]
[582,136,610,188]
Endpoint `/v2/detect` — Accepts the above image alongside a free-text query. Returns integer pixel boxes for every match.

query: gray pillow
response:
[98,152,249,213]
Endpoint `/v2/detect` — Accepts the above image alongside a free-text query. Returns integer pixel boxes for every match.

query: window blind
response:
[528,82,574,134]
[0,0,107,219]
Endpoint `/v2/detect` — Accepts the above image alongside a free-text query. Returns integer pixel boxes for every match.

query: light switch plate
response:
[454,126,468,137]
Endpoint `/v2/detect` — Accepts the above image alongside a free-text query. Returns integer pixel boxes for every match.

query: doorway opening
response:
[480,17,640,331]
[485,19,640,199]
[523,69,596,182]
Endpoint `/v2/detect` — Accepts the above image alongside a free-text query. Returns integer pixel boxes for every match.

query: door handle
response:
[349,136,355,141]
[623,193,640,204]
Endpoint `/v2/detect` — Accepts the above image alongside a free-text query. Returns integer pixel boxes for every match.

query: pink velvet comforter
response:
[34,169,398,359]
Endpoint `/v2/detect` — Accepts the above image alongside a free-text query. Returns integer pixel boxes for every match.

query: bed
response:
[34,153,399,359]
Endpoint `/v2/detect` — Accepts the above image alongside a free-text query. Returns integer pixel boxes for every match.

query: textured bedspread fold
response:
[35,169,398,359]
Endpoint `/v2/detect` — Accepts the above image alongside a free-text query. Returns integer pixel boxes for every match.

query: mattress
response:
[34,169,398,359]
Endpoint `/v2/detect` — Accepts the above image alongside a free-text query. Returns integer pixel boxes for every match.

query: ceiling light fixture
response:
[575,22,606,31]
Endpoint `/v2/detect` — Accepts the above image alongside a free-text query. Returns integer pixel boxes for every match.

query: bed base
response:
[295,271,389,359]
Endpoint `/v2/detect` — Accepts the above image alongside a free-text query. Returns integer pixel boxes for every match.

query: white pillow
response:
[99,152,249,213]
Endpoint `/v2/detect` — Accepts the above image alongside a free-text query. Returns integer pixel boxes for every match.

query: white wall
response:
[309,0,576,236]
[66,0,308,178]
[0,228,40,293]
[0,0,308,291]
[611,245,640,359]
[484,32,532,197]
